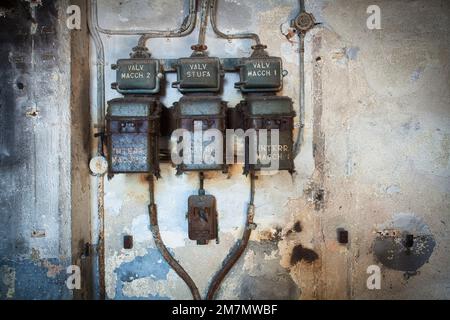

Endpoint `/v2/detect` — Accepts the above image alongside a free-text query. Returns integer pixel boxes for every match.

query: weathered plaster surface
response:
[0,0,72,299]
[92,0,449,300]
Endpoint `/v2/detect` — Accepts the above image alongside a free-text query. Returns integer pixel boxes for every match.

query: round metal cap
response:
[294,12,316,33]
[89,156,108,176]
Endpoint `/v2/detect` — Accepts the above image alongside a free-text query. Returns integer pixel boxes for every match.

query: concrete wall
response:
[0,0,72,299]
[93,0,449,300]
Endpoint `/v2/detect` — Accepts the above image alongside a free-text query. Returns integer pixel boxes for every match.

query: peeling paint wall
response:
[0,0,72,299]
[1,0,448,301]
[91,0,450,300]
[89,0,450,299]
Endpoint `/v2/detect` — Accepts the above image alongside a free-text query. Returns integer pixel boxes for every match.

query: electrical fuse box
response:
[187,194,218,245]
[172,96,228,173]
[236,96,295,174]
[111,58,161,94]
[172,57,222,93]
[235,56,284,92]
[106,97,161,177]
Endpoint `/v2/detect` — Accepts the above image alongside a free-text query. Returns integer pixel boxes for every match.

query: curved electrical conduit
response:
[137,0,197,48]
[148,176,202,300]
[209,0,262,46]
[206,172,256,300]
[88,0,198,299]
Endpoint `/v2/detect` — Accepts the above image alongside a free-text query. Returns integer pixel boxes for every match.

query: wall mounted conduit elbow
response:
[93,0,197,37]
[209,0,263,48]
[137,0,198,49]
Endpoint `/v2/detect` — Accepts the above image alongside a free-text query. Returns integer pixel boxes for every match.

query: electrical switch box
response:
[111,58,161,94]
[236,96,295,174]
[188,194,218,245]
[172,57,222,93]
[235,57,283,92]
[172,96,228,173]
[106,97,161,177]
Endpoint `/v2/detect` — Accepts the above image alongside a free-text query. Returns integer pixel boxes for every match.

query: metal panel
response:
[173,57,222,93]
[112,58,161,94]
[173,96,228,173]
[106,97,161,177]
[237,96,295,173]
[236,57,283,92]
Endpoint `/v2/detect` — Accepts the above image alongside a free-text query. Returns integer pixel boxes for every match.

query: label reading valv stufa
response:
[173,57,222,93]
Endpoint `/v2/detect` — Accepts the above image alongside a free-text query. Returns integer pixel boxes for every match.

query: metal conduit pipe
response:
[87,1,107,299]
[293,0,316,158]
[88,1,106,154]
[148,176,202,300]
[209,0,262,46]
[293,30,305,157]
[192,0,209,51]
[137,0,197,48]
[206,172,256,300]
[93,0,197,37]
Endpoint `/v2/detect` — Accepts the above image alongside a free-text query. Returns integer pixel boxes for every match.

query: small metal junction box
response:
[111,58,161,94]
[187,194,218,245]
[236,96,295,174]
[106,97,161,177]
[235,56,284,92]
[172,96,228,173]
[172,56,222,93]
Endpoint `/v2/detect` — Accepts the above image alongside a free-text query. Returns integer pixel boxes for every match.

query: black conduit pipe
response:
[148,176,202,300]
[206,172,256,300]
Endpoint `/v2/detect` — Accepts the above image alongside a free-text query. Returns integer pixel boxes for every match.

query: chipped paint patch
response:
[1,266,15,299]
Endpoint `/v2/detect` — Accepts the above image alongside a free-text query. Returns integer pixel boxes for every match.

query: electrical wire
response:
[293,30,305,157]
[137,0,197,48]
[148,175,202,300]
[206,172,256,300]
[209,0,262,46]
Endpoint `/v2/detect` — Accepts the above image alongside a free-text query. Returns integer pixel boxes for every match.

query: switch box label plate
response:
[174,57,221,93]
[236,57,283,92]
[115,59,160,94]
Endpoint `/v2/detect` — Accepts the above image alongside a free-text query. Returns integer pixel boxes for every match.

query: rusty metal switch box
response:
[235,57,284,92]
[111,58,161,94]
[106,97,161,177]
[237,96,295,174]
[188,194,218,245]
[172,57,222,93]
[173,96,228,173]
